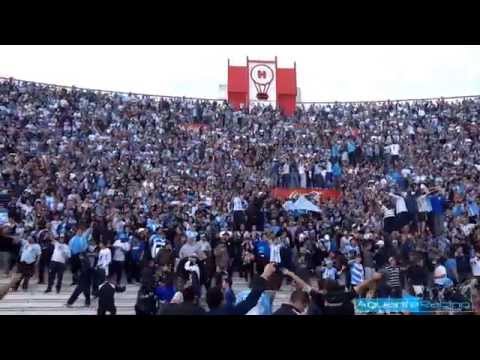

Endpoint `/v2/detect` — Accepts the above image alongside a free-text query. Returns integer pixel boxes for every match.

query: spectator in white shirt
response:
[380,200,396,234]
[112,239,131,286]
[12,236,41,291]
[470,251,480,279]
[298,160,307,188]
[390,143,400,165]
[49,213,62,239]
[97,242,112,277]
[198,234,212,256]
[179,236,201,260]
[270,238,282,264]
[232,195,247,231]
[45,234,71,293]
[416,186,438,235]
[281,161,290,188]
[388,192,409,231]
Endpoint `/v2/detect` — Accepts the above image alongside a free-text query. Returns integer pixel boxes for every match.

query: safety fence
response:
[1,76,479,106]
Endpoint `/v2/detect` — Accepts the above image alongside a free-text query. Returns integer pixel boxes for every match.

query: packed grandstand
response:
[1,76,480,315]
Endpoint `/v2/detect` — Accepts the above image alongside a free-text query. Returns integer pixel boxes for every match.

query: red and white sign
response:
[248,60,276,107]
[227,57,296,116]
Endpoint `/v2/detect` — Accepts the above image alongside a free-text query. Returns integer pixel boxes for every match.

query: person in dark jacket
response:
[159,286,205,315]
[405,188,419,231]
[373,240,388,270]
[273,290,310,315]
[66,252,92,307]
[135,284,157,315]
[96,269,116,315]
[455,245,471,283]
[406,259,428,295]
[247,192,268,232]
[140,259,156,290]
[206,263,275,315]
[0,228,20,276]
[36,225,53,284]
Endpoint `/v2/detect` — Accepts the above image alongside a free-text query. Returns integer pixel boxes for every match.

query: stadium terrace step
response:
[0,276,288,315]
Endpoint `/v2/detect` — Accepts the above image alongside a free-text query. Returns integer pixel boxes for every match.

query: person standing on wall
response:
[231,193,247,231]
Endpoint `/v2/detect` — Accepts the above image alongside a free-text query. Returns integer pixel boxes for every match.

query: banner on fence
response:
[271,188,342,202]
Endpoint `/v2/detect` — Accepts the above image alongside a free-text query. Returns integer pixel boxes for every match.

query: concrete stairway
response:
[0,274,293,315]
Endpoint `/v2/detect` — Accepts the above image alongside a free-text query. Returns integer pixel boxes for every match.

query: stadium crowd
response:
[1,77,480,315]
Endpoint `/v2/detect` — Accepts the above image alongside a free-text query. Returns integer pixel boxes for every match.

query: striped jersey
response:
[382,206,396,219]
[384,265,401,289]
[350,262,365,286]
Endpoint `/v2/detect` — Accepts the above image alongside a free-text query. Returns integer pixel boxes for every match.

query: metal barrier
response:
[1,76,479,105]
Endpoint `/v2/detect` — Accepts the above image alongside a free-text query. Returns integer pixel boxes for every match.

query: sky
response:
[0,45,479,102]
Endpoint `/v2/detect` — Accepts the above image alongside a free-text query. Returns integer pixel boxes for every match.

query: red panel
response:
[228,92,248,110]
[228,65,248,110]
[277,68,296,95]
[278,94,296,117]
[228,66,248,93]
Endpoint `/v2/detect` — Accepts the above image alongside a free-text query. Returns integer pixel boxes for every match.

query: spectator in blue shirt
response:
[68,225,92,285]
[347,140,357,166]
[444,252,459,285]
[222,276,236,307]
[467,198,480,223]
[429,192,447,236]
[254,235,270,274]
[154,272,176,303]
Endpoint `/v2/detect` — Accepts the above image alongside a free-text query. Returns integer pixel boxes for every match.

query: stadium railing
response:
[1,76,479,106]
